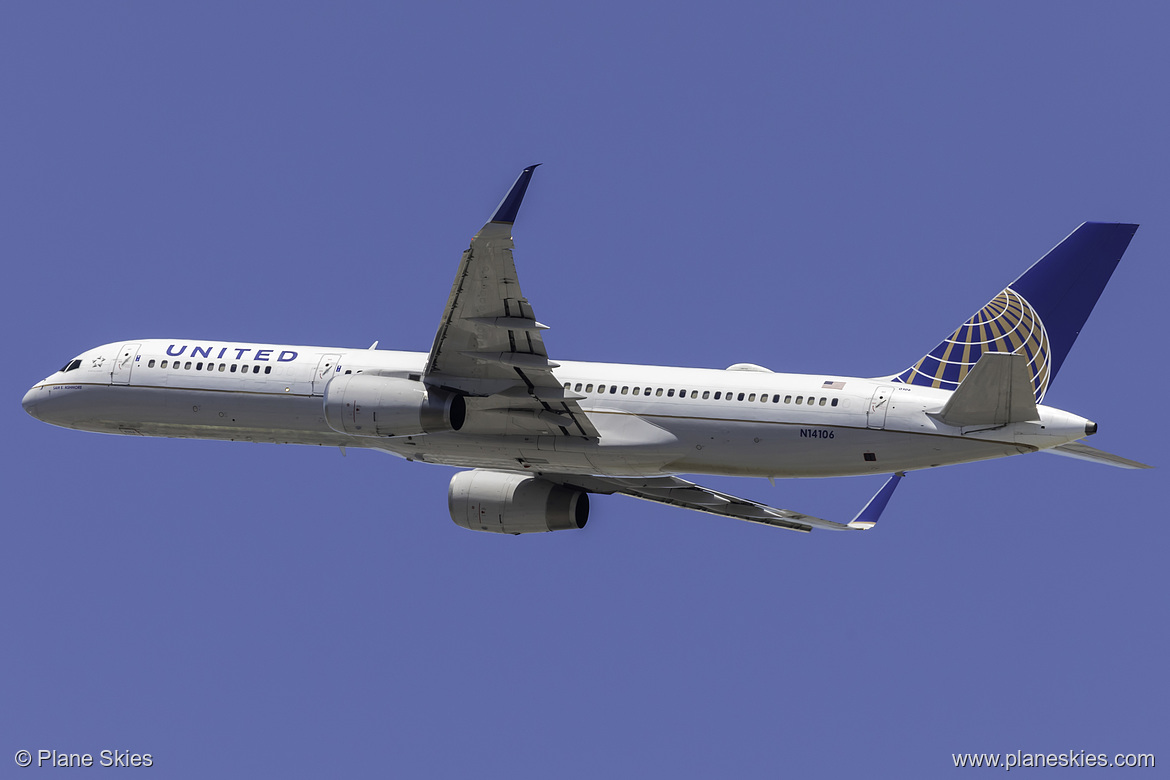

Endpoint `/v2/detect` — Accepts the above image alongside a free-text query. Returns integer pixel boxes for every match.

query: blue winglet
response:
[847,472,905,529]
[489,164,541,224]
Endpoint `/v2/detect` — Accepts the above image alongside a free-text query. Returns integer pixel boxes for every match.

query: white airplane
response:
[23,166,1150,534]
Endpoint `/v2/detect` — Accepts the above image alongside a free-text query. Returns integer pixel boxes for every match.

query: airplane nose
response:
[22,386,42,420]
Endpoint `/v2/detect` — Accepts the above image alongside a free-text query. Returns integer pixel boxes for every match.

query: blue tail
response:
[894,222,1138,402]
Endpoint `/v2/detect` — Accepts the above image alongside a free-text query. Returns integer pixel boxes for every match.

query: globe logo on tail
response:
[895,288,1051,402]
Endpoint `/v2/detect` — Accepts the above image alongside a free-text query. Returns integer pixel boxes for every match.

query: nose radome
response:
[22,386,42,420]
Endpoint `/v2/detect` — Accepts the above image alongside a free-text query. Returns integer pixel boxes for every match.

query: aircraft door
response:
[867,386,893,429]
[111,343,141,385]
[312,354,341,395]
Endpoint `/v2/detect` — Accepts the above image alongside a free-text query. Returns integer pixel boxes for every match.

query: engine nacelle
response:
[448,470,589,534]
[323,374,465,437]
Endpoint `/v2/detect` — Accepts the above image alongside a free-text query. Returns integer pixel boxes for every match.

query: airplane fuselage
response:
[19,168,1144,534]
[23,338,1094,480]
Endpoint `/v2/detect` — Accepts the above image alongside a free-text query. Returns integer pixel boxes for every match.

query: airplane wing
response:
[550,472,905,533]
[424,166,598,438]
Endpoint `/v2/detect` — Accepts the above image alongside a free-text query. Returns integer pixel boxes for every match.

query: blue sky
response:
[3,3,1166,777]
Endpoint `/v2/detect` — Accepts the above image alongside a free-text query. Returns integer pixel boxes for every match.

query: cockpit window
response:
[60,359,82,373]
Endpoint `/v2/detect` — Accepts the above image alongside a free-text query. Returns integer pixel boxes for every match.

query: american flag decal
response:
[822,381,845,390]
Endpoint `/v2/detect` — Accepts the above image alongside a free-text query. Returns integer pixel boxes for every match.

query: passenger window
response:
[819,397,827,406]
[644,387,651,396]
[714,391,721,400]
[831,398,839,407]
[761,394,768,403]
[574,383,582,392]
[784,395,792,403]
[702,391,710,399]
[586,384,594,393]
[184,362,192,370]
[609,386,617,394]
[219,364,226,372]
[621,386,628,395]
[679,389,686,397]
[196,362,203,370]
[772,395,780,403]
[265,366,272,374]
[737,393,745,401]
[633,387,639,395]
[161,360,168,369]
[655,388,663,397]
[564,382,570,390]
[251,365,259,374]
[667,389,675,397]
[807,396,815,405]
[242,365,249,373]
[690,390,698,399]
[597,385,605,393]
[230,365,237,373]
[148,359,156,368]
[796,396,803,404]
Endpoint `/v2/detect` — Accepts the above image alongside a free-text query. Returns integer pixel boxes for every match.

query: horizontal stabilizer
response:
[1044,442,1152,470]
[929,352,1039,428]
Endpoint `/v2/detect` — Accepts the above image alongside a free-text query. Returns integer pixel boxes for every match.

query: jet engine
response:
[448,470,589,534]
[323,374,465,437]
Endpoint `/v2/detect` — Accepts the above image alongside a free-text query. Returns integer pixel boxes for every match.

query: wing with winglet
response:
[423,166,598,439]
[549,472,906,533]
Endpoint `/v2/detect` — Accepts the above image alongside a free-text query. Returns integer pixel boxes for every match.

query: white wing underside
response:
[549,473,876,532]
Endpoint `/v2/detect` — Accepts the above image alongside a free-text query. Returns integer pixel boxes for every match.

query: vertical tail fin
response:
[893,222,1138,402]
